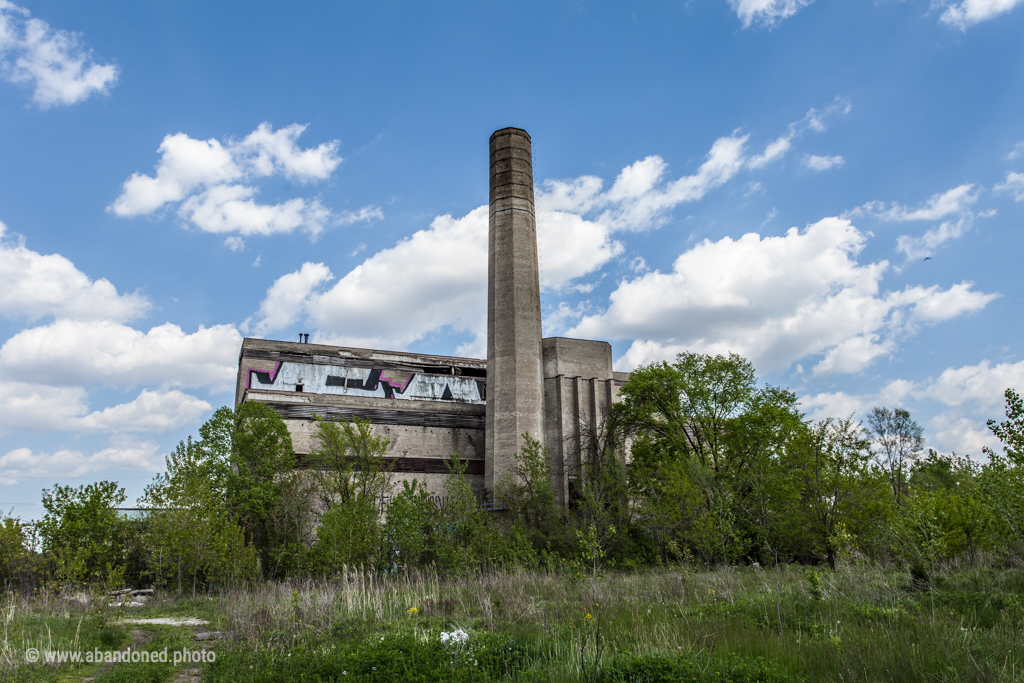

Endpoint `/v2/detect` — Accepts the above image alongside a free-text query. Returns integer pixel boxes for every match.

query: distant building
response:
[235,129,628,504]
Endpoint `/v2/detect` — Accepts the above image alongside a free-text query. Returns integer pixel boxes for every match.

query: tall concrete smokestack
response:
[485,127,545,492]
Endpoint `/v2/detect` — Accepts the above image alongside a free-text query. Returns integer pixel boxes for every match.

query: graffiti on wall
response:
[247,362,485,404]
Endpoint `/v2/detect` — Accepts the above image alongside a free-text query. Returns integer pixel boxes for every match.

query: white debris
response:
[119,617,210,626]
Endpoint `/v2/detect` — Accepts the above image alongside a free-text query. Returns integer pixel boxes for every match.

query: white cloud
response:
[0,380,88,431]
[925,413,998,456]
[0,439,161,484]
[940,0,1024,30]
[109,123,375,239]
[728,0,813,27]
[895,216,972,261]
[920,359,1024,408]
[851,184,979,222]
[110,133,240,217]
[286,207,490,350]
[804,154,844,171]
[0,221,149,322]
[800,359,1024,456]
[1008,142,1024,161]
[849,184,984,261]
[181,185,331,238]
[252,262,333,335]
[224,236,245,252]
[0,382,210,433]
[249,107,850,351]
[251,199,626,349]
[994,171,1024,202]
[232,122,341,181]
[566,217,995,374]
[0,319,242,391]
[73,389,211,433]
[0,1,118,108]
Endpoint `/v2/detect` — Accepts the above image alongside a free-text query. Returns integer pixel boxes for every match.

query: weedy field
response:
[2,562,1023,683]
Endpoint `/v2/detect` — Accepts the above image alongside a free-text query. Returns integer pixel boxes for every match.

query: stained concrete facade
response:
[235,127,627,502]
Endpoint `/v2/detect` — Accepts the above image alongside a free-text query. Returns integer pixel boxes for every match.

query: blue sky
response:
[1,0,1022,518]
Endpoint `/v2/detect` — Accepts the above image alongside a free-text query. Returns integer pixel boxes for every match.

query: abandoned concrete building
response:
[235,128,629,505]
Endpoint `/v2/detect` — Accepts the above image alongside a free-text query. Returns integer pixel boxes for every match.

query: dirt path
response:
[80,627,148,682]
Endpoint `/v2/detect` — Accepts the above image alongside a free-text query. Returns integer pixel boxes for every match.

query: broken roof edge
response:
[239,337,487,369]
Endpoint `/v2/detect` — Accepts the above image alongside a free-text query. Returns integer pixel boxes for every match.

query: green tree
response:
[901,452,990,566]
[867,406,924,506]
[979,389,1024,559]
[382,479,437,570]
[618,352,756,475]
[225,402,298,578]
[785,418,891,568]
[0,516,39,590]
[725,387,807,564]
[306,415,393,509]
[498,433,562,551]
[144,435,258,595]
[38,481,128,585]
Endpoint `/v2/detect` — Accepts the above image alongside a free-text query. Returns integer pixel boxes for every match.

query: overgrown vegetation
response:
[2,351,1024,681]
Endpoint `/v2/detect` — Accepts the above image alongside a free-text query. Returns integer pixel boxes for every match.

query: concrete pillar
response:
[485,127,545,491]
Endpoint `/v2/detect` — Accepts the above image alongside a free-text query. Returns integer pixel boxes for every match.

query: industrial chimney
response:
[485,128,545,492]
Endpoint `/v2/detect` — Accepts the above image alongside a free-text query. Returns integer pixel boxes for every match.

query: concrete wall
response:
[237,338,486,497]
[541,337,621,505]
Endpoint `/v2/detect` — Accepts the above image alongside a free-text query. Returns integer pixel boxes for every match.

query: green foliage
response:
[306,415,394,508]
[382,479,438,570]
[783,418,891,568]
[899,451,989,565]
[37,480,129,585]
[501,434,559,536]
[0,516,39,589]
[618,351,756,473]
[207,631,545,683]
[979,389,1024,560]
[143,434,259,595]
[225,402,298,578]
[600,653,795,683]
[306,495,381,573]
[867,406,925,506]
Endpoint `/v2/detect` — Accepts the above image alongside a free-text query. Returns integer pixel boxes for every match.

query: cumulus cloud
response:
[921,359,1024,408]
[0,439,161,484]
[800,359,1024,456]
[249,106,850,351]
[73,389,211,433]
[252,261,333,335]
[0,382,210,433]
[994,171,1024,202]
[566,217,996,374]
[940,0,1024,30]
[0,221,149,322]
[109,123,377,240]
[0,0,118,108]
[1008,142,1024,161]
[269,207,490,350]
[0,380,88,431]
[728,0,814,27]
[804,154,844,171]
[0,319,242,392]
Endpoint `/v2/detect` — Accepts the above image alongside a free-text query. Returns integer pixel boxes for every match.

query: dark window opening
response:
[295,384,304,392]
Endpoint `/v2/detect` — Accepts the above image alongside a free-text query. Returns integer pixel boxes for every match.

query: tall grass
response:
[3,563,1023,681]
[206,563,1024,681]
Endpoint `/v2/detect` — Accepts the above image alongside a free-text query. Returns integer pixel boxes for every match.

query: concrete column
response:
[485,127,545,491]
